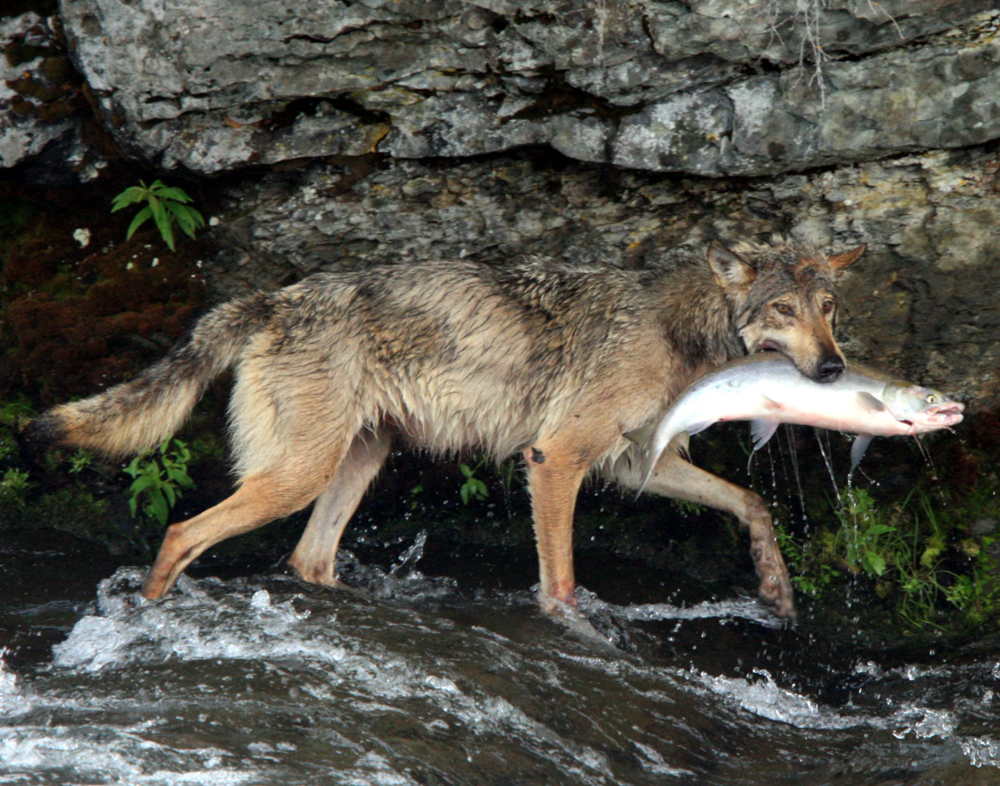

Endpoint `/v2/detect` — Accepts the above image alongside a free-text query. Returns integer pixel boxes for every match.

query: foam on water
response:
[0,653,26,718]
[683,665,960,738]
[960,737,1000,768]
[45,568,619,784]
[599,596,787,628]
[0,720,254,785]
[52,569,348,673]
[693,668,847,728]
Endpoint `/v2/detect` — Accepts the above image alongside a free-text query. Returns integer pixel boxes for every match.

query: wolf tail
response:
[26,293,272,459]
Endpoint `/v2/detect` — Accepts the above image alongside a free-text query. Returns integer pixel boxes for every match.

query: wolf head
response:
[708,238,865,383]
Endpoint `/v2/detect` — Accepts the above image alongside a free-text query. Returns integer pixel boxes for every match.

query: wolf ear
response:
[828,244,866,274]
[707,240,755,290]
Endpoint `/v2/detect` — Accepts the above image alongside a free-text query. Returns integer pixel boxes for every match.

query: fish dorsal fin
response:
[856,392,886,414]
[850,434,874,474]
[751,420,779,451]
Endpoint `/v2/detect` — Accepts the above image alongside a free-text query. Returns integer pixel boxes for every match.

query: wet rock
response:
[51,0,1000,175]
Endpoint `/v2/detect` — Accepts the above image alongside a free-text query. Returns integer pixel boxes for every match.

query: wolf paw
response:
[751,541,796,620]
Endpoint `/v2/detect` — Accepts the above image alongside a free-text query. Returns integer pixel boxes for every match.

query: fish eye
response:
[927,394,938,404]
[774,303,794,317]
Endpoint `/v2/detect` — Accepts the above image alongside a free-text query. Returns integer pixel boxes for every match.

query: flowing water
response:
[2,526,1000,786]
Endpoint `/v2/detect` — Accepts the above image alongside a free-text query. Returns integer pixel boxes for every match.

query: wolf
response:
[27,236,863,618]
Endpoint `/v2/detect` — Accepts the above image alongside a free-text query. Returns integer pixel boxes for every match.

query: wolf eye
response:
[774,303,794,317]
[821,299,835,314]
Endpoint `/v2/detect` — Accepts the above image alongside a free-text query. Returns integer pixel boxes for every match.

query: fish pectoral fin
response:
[684,421,714,437]
[850,434,874,474]
[856,392,887,414]
[750,420,779,451]
[624,423,655,446]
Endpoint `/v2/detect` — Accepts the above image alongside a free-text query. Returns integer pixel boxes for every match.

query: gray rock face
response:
[0,13,105,184]
[208,143,1000,409]
[55,0,1000,175]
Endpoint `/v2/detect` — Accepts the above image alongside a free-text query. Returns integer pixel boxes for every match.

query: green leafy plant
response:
[111,179,205,251]
[124,438,196,527]
[459,460,488,505]
[68,449,93,475]
[0,396,35,428]
[835,487,897,579]
[0,467,31,510]
[779,485,995,630]
[672,499,707,517]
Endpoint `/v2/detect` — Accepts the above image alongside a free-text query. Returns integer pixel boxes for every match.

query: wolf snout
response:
[814,355,845,383]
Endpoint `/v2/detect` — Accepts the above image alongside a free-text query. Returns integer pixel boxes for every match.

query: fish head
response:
[882,382,965,432]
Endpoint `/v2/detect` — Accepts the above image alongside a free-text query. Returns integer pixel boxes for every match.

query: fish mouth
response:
[906,401,965,432]
[924,402,965,426]
[927,402,965,417]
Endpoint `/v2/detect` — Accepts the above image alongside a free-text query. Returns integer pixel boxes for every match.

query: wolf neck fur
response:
[655,266,744,370]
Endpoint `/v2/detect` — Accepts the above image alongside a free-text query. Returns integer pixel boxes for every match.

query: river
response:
[1,522,999,785]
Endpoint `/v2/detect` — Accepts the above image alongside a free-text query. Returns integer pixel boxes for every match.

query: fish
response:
[635,353,965,493]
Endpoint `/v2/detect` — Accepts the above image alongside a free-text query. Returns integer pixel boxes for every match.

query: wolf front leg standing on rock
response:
[25,237,864,618]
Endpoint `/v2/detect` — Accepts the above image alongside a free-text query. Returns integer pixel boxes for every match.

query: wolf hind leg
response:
[287,426,393,586]
[613,450,796,619]
[142,449,351,600]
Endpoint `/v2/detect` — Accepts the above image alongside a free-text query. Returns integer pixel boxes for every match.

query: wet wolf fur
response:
[29,237,863,617]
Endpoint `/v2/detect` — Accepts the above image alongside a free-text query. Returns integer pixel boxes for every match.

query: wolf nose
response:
[816,356,845,382]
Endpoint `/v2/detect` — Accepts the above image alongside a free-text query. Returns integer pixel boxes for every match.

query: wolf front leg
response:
[612,448,796,619]
[287,427,393,586]
[524,441,593,612]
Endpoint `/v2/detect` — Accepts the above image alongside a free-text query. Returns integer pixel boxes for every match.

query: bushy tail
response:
[26,293,271,459]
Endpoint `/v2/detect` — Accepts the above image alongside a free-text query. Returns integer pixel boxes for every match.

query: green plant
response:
[835,487,898,578]
[672,498,706,517]
[0,395,35,428]
[459,460,488,505]
[68,449,93,475]
[778,485,998,630]
[111,180,205,251]
[0,467,31,510]
[775,521,842,598]
[124,438,195,526]
[409,483,424,511]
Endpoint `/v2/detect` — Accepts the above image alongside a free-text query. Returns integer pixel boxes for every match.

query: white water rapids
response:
[2,548,999,786]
